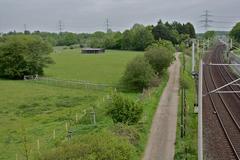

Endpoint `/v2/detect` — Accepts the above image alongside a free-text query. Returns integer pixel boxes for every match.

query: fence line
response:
[25,76,121,90]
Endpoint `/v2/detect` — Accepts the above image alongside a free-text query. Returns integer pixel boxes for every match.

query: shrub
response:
[0,35,53,79]
[111,123,140,146]
[41,131,136,160]
[107,92,143,124]
[144,46,174,75]
[121,56,155,91]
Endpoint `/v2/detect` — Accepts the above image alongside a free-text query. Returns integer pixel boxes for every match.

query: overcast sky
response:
[0,0,239,33]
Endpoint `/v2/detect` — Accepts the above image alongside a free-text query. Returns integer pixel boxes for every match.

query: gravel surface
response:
[143,53,180,160]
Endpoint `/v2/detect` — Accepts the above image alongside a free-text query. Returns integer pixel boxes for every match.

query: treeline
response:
[2,20,195,51]
[230,22,240,43]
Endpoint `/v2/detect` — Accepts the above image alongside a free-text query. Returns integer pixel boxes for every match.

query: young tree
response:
[0,35,53,79]
[107,92,143,124]
[121,56,155,91]
[144,46,174,75]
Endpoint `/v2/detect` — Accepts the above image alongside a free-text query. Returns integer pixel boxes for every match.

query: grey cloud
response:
[0,0,239,33]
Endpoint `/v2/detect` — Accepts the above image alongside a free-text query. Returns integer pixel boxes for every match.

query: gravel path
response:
[143,53,180,160]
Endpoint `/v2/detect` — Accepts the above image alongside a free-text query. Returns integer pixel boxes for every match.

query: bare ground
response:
[143,53,180,160]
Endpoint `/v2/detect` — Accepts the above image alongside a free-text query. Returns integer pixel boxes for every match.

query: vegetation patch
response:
[174,53,197,159]
[41,131,137,160]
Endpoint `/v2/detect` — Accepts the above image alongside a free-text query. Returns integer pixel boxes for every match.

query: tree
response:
[230,22,240,43]
[131,24,154,51]
[203,31,216,39]
[107,92,143,124]
[121,30,134,50]
[152,20,178,45]
[121,24,154,51]
[145,46,174,75]
[57,32,78,46]
[104,32,122,49]
[152,20,196,45]
[0,35,53,79]
[121,56,155,91]
[184,23,196,38]
[147,40,176,53]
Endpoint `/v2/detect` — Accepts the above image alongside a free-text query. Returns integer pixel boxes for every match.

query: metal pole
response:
[198,60,203,160]
[197,40,199,53]
[192,41,195,73]
[230,38,233,49]
[202,41,205,55]
[207,39,210,49]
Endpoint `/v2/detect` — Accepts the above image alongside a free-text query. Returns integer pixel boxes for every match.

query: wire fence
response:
[24,76,121,90]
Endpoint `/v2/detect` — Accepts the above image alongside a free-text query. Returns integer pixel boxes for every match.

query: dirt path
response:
[143,53,180,160]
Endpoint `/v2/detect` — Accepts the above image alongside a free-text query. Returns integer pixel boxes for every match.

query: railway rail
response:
[203,43,240,159]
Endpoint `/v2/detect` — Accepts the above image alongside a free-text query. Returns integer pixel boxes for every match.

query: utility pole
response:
[230,38,233,49]
[106,18,110,33]
[58,20,64,34]
[192,40,195,73]
[202,40,205,55]
[197,40,199,53]
[200,10,213,32]
[24,24,27,32]
[207,39,210,49]
[198,60,203,160]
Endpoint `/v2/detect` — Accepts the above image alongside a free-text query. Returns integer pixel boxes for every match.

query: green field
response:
[0,47,169,160]
[0,48,144,159]
[46,49,141,83]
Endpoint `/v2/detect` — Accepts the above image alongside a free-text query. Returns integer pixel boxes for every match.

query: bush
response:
[41,131,136,160]
[107,92,143,124]
[111,123,140,146]
[0,35,53,79]
[144,46,174,75]
[121,56,155,91]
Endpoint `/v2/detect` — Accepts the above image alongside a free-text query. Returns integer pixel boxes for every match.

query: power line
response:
[106,18,111,33]
[24,24,27,32]
[200,10,213,31]
[213,15,240,19]
[212,21,235,24]
[58,20,64,33]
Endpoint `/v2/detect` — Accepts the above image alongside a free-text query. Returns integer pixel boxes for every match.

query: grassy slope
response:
[0,47,169,160]
[0,80,106,159]
[0,49,142,160]
[174,53,198,159]
[138,73,169,156]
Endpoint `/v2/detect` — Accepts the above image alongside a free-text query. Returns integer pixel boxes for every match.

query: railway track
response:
[203,43,240,159]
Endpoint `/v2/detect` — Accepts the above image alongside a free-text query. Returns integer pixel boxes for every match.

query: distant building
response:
[81,48,105,54]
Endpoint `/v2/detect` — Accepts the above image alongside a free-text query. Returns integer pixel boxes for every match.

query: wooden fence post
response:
[53,129,56,139]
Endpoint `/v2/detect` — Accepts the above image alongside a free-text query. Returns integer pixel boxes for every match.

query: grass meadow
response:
[0,47,168,159]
